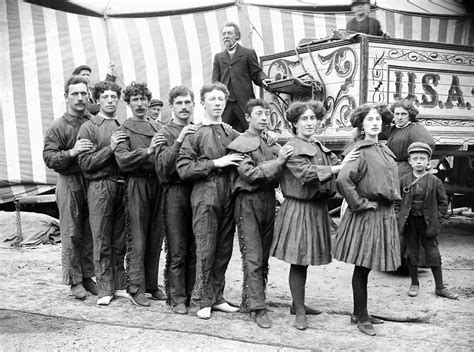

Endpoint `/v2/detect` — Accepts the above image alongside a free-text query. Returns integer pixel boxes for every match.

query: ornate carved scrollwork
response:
[387,49,474,66]
[267,58,303,80]
[266,57,324,133]
[422,119,474,128]
[317,47,358,131]
[267,94,290,133]
[371,51,386,103]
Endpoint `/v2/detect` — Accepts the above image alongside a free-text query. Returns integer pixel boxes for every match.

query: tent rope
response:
[236,3,273,53]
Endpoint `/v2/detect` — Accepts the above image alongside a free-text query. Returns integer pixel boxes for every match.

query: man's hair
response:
[123,82,152,104]
[245,98,269,116]
[93,81,122,101]
[64,76,88,95]
[222,21,241,40]
[169,86,195,105]
[200,82,229,102]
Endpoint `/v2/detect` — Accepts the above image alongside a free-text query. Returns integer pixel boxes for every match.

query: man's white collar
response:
[201,116,222,125]
[227,42,238,51]
[98,112,117,120]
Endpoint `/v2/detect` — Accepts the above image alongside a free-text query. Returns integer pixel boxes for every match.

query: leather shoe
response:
[357,321,376,336]
[82,278,98,295]
[188,305,200,314]
[147,288,166,301]
[70,284,87,300]
[435,288,459,300]
[408,284,419,297]
[293,313,307,330]
[131,292,151,307]
[290,304,322,315]
[252,309,272,329]
[197,307,211,319]
[350,314,384,324]
[212,302,239,313]
[173,303,188,315]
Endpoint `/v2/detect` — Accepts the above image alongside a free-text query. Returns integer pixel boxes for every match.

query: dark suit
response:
[212,44,268,132]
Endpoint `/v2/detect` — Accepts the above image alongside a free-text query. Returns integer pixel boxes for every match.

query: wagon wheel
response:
[433,156,452,183]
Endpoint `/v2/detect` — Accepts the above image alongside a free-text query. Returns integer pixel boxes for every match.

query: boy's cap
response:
[408,142,432,157]
[351,0,370,5]
[72,65,91,75]
[149,99,163,107]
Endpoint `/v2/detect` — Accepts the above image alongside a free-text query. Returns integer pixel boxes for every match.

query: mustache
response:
[179,109,190,113]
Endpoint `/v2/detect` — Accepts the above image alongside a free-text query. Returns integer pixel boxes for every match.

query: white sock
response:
[114,290,131,299]
[97,296,113,306]
[197,307,211,319]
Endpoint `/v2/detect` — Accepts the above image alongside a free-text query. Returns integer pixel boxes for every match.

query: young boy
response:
[78,81,129,306]
[176,83,243,319]
[227,99,293,328]
[397,142,458,300]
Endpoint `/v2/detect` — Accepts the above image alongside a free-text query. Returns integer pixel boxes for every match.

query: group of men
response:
[42,0,388,327]
[43,20,280,328]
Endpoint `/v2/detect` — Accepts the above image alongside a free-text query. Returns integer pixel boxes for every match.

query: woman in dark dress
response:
[334,103,401,337]
[271,101,356,330]
[387,98,435,178]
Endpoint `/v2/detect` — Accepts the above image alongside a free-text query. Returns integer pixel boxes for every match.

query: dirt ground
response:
[1,217,473,351]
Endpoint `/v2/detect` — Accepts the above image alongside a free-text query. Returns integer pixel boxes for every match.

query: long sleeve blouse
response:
[337,140,401,212]
[280,137,339,200]
[387,123,435,162]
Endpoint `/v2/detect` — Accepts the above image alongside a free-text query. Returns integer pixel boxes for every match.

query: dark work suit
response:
[212,44,268,132]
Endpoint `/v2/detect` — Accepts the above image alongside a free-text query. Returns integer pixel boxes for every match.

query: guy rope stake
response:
[13,194,56,249]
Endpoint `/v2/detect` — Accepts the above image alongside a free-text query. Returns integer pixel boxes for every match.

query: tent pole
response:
[103,0,112,66]
[103,1,125,87]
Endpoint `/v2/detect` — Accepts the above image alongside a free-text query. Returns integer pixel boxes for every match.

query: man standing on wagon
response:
[212,22,271,132]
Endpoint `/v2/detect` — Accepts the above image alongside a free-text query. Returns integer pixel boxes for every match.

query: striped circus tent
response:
[0,0,472,203]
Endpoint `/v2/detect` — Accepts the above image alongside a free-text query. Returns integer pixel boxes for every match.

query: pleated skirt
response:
[271,198,331,266]
[333,203,401,271]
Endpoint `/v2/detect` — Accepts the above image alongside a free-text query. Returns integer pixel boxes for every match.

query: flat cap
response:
[407,142,432,157]
[149,99,163,107]
[72,65,91,75]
